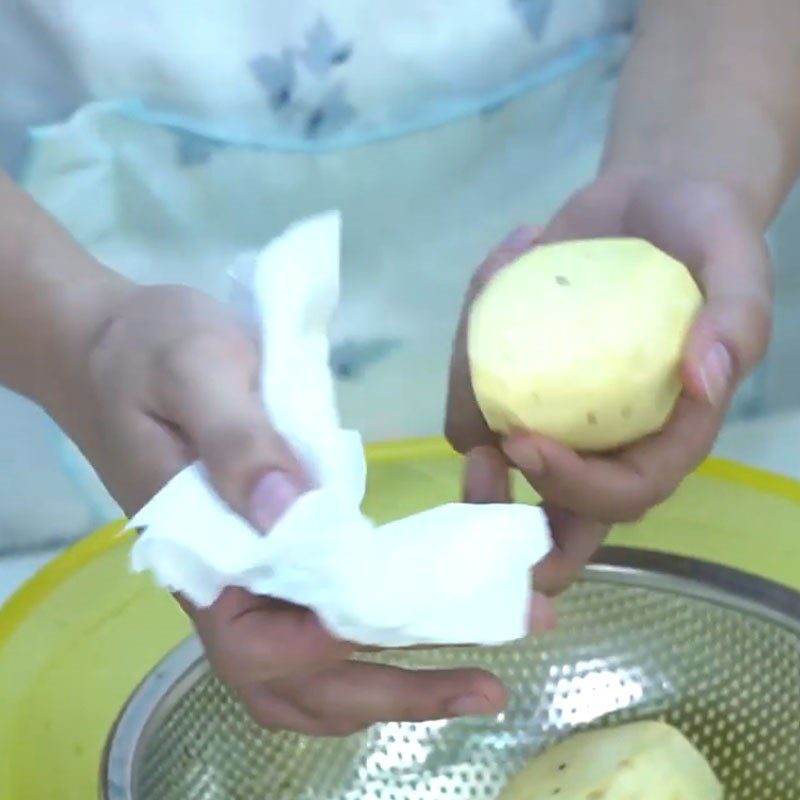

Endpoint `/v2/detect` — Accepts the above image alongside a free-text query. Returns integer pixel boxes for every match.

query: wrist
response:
[600,97,784,233]
[34,255,135,425]
[595,166,766,233]
[0,174,137,418]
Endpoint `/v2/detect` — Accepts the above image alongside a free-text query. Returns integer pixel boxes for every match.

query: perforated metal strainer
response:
[102,548,800,800]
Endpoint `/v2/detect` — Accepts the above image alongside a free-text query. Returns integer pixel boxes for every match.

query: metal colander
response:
[102,549,800,800]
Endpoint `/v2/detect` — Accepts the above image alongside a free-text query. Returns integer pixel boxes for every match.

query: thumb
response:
[158,348,309,532]
[681,314,735,407]
[681,231,772,407]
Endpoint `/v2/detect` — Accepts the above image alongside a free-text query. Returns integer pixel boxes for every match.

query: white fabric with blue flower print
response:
[0,1,649,546]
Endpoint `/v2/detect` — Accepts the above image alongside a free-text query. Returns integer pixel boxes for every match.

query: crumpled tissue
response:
[129,211,552,646]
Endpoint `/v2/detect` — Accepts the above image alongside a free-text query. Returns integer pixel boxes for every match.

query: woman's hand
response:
[446,171,772,594]
[59,281,556,734]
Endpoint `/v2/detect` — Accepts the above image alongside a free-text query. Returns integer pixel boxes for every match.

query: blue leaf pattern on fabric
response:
[305,84,356,138]
[250,17,355,139]
[303,17,352,76]
[510,0,552,40]
[250,49,296,110]
[330,337,400,380]
[604,0,640,35]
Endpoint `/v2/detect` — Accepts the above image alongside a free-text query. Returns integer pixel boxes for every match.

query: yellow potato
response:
[498,721,723,800]
[468,238,702,451]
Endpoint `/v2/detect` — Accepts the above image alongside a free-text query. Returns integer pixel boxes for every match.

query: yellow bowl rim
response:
[3,438,799,651]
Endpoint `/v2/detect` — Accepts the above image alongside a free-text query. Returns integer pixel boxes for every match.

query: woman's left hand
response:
[446,171,773,594]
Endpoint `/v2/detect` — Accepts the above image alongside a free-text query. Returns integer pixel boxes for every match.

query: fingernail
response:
[699,342,733,406]
[502,436,544,475]
[447,694,496,718]
[249,471,302,533]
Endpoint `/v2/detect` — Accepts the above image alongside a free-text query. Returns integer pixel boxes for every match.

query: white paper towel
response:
[129,211,552,646]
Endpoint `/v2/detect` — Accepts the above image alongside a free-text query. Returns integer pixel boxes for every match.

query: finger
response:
[540,178,631,243]
[467,226,544,298]
[462,447,556,628]
[682,224,772,404]
[153,333,308,530]
[502,393,721,522]
[269,660,507,732]
[534,506,610,596]
[463,446,510,503]
[241,684,330,734]
[445,226,542,454]
[97,411,190,515]
[192,588,354,685]
[616,180,772,403]
[528,590,558,632]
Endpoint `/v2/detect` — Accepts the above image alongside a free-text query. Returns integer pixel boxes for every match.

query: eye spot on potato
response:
[555,275,570,286]
[621,406,632,420]
[587,412,598,425]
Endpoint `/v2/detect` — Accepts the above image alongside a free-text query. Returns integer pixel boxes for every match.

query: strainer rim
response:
[99,546,800,800]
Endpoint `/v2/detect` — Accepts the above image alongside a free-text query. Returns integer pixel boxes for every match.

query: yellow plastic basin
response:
[1,439,799,799]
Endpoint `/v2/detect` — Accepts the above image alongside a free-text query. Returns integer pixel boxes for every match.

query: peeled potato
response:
[468,238,702,451]
[499,721,723,800]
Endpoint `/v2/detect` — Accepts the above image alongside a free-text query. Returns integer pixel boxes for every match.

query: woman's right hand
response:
[61,279,541,734]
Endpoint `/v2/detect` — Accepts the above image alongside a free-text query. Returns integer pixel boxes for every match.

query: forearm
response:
[0,171,131,411]
[603,0,800,229]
